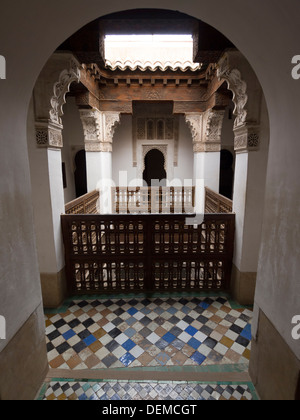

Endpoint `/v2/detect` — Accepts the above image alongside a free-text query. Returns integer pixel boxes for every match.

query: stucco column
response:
[79,109,120,213]
[185,110,225,212]
[231,123,267,304]
[32,121,66,307]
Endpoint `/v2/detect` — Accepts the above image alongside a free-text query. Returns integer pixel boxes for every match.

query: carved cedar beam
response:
[96,84,207,103]
[98,100,133,114]
[75,91,100,110]
[79,65,101,102]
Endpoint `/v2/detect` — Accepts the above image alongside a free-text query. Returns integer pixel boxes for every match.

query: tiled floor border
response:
[45,292,252,316]
[37,378,259,401]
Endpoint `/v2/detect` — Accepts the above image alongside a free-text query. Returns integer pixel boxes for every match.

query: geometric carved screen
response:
[61,213,235,295]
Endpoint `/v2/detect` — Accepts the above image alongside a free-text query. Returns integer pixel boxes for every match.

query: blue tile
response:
[155,352,171,366]
[78,393,88,400]
[241,324,252,341]
[162,332,176,344]
[181,306,191,314]
[167,307,177,315]
[120,352,135,367]
[127,307,138,316]
[185,325,198,336]
[199,301,210,309]
[190,351,206,365]
[83,334,97,346]
[122,339,136,352]
[124,328,136,338]
[188,337,201,350]
[62,329,76,340]
[126,317,137,326]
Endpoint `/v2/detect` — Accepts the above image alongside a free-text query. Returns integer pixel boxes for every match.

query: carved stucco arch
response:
[35,54,82,148]
[49,57,81,127]
[217,53,248,130]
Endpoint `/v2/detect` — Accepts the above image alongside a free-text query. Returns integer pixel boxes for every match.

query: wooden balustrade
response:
[112,186,195,214]
[205,187,233,214]
[61,213,235,294]
[65,187,232,216]
[65,190,100,215]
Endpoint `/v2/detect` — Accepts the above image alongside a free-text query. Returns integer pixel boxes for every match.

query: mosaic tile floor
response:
[39,379,257,401]
[45,295,252,370]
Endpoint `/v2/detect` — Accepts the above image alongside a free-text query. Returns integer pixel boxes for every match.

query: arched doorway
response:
[143,149,167,186]
[219,149,234,199]
[74,149,87,198]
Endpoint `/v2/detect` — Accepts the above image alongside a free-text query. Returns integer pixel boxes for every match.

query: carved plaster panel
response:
[35,122,63,148]
[234,125,260,152]
[79,110,120,153]
[185,110,224,153]
[104,112,121,144]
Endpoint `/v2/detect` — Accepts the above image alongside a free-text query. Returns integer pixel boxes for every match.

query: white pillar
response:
[186,110,225,211]
[79,109,120,213]
[194,151,221,192]
[97,151,113,214]
[231,122,268,304]
[30,121,66,307]
[85,151,102,192]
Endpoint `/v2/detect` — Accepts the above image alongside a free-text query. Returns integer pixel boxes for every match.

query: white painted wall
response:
[0,0,300,364]
[112,115,137,185]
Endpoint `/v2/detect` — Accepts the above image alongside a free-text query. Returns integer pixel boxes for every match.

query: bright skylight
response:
[104,34,200,71]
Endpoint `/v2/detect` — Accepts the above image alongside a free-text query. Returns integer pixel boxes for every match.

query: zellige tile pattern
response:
[41,380,256,401]
[45,296,252,370]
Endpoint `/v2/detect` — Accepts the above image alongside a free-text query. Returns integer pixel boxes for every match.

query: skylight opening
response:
[104,34,200,71]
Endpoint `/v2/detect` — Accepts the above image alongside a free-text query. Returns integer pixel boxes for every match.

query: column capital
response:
[35,121,63,148]
[102,112,121,152]
[79,108,120,152]
[79,108,103,152]
[185,109,225,153]
[234,124,260,153]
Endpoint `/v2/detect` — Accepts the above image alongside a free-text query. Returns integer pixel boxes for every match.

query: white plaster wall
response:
[112,115,137,185]
[0,0,299,363]
[174,116,194,182]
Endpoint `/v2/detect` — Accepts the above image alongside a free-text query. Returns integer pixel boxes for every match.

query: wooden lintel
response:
[98,84,207,102]
[98,100,133,114]
[173,101,207,114]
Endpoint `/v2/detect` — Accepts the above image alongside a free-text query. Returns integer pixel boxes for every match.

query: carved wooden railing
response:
[61,213,235,294]
[112,186,195,214]
[205,187,233,214]
[65,190,99,215]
